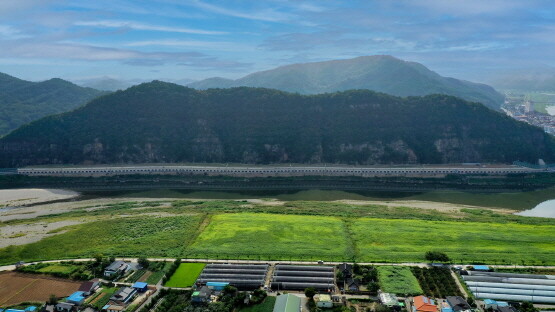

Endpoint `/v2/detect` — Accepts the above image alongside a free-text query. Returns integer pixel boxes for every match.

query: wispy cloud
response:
[124,39,254,51]
[186,0,291,22]
[75,20,227,35]
[0,25,28,39]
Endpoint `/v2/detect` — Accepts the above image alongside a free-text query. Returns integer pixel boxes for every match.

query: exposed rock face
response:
[0,82,554,167]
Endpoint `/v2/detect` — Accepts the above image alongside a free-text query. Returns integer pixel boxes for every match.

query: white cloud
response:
[124,39,255,51]
[0,24,28,39]
[187,0,291,22]
[74,20,227,35]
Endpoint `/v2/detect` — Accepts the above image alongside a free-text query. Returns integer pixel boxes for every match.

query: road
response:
[3,257,555,272]
[16,164,543,178]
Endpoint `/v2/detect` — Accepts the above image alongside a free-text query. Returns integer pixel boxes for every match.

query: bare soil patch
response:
[0,272,81,306]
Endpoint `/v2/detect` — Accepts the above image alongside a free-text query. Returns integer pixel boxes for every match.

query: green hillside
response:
[0,81,552,167]
[188,55,504,110]
[0,72,105,136]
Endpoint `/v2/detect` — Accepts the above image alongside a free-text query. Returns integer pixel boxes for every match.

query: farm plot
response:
[377,266,423,295]
[0,272,81,306]
[0,215,203,264]
[187,213,351,260]
[411,267,463,298]
[351,218,555,263]
[165,263,206,288]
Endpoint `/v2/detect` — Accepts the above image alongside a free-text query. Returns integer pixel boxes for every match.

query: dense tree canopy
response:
[1,81,553,167]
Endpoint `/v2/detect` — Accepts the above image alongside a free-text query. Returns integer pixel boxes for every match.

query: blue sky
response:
[0,0,554,83]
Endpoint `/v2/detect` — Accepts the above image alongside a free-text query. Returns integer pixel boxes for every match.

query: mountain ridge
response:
[188,55,504,110]
[0,81,552,167]
[0,72,106,136]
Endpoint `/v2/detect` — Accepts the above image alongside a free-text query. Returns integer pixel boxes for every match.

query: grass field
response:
[146,262,173,285]
[351,218,555,263]
[377,266,423,295]
[187,213,352,260]
[164,263,206,287]
[0,215,203,265]
[36,264,80,274]
[2,197,555,265]
[239,296,276,312]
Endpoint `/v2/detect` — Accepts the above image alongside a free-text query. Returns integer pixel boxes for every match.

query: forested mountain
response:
[76,77,134,91]
[188,55,504,110]
[1,81,552,167]
[0,73,106,136]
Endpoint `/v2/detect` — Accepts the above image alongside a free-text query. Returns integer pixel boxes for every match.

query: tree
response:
[94,254,104,263]
[467,297,476,308]
[367,281,380,294]
[304,287,316,299]
[425,251,450,262]
[48,294,58,305]
[520,302,538,312]
[138,257,150,269]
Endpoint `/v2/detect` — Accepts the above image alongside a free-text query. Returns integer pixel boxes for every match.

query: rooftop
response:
[133,282,148,289]
[273,294,301,312]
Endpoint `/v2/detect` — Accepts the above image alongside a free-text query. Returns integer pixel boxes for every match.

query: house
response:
[379,293,399,307]
[315,294,333,308]
[132,282,148,292]
[206,282,229,291]
[472,265,490,272]
[191,286,212,303]
[55,303,75,312]
[483,299,498,310]
[5,307,37,312]
[498,307,518,312]
[102,305,125,312]
[78,280,100,296]
[104,261,129,277]
[345,278,360,291]
[413,296,437,312]
[66,291,86,305]
[110,287,137,304]
[41,305,55,312]
[446,296,471,312]
[273,294,301,312]
[338,263,353,278]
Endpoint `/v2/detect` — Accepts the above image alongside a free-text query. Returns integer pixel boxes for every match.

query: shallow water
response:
[81,187,555,211]
[516,200,555,218]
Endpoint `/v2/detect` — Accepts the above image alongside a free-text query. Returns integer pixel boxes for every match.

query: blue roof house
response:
[132,282,148,292]
[67,291,86,305]
[206,282,229,291]
[473,265,490,271]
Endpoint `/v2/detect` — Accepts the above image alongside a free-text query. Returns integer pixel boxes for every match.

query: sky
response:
[0,0,554,84]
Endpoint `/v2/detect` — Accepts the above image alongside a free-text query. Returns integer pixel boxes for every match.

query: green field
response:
[0,215,203,264]
[239,296,276,312]
[2,197,555,265]
[351,218,555,263]
[36,263,80,274]
[377,266,423,295]
[164,263,206,287]
[146,262,173,285]
[187,213,353,260]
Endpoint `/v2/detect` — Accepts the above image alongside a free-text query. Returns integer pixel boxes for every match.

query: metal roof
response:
[133,282,148,289]
[273,294,301,312]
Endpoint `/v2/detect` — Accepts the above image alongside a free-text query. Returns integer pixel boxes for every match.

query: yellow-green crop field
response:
[1,200,554,265]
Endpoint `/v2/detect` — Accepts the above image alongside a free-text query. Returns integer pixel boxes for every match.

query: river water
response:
[517,199,555,218]
[80,188,555,217]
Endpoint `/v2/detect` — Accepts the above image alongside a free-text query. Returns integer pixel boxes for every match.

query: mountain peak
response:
[187,55,503,110]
